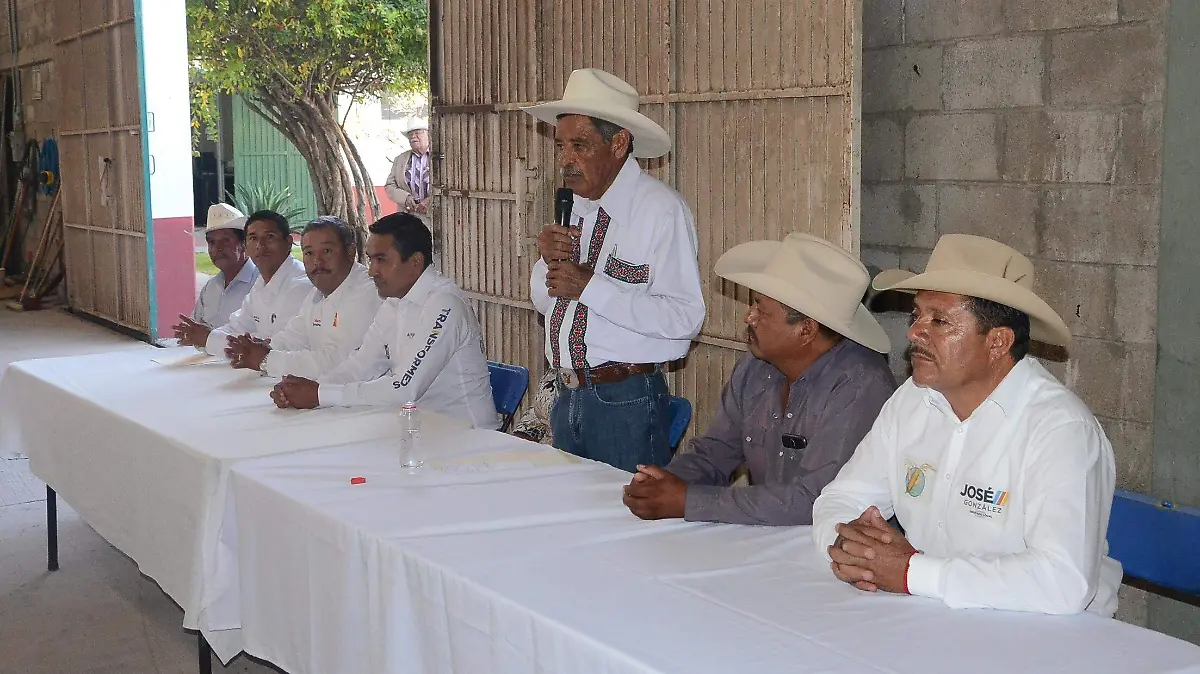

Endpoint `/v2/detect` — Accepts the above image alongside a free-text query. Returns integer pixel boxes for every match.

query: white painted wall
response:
[140,0,194,219]
[338,92,428,187]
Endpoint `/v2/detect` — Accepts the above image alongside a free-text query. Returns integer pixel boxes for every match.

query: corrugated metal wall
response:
[230,96,319,225]
[434,0,861,439]
[56,0,149,333]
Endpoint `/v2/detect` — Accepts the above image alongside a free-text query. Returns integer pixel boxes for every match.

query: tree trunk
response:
[243,91,380,250]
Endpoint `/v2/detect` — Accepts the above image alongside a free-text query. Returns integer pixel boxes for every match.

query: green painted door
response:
[231,96,318,224]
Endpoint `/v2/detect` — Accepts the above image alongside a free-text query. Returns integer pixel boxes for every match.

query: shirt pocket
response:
[603,253,651,285]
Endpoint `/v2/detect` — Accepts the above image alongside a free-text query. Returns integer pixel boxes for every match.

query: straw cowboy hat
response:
[872,234,1071,347]
[521,68,672,159]
[715,232,891,353]
[192,203,248,242]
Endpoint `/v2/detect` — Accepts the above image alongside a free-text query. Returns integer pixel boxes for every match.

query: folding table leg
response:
[198,633,212,674]
[46,486,58,572]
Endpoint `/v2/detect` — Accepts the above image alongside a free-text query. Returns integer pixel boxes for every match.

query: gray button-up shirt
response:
[666,339,897,525]
[192,259,259,328]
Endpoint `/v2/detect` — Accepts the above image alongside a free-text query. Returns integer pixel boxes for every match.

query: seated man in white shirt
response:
[189,203,259,328]
[174,210,313,356]
[224,215,381,379]
[270,213,497,429]
[811,234,1122,616]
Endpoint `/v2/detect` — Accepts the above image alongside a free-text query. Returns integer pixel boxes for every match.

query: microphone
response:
[555,187,573,229]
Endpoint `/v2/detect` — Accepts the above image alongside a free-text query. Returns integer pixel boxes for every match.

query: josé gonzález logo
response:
[960,482,1009,518]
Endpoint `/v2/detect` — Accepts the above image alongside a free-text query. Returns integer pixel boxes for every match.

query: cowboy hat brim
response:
[873,268,1071,347]
[716,241,891,354]
[522,99,672,159]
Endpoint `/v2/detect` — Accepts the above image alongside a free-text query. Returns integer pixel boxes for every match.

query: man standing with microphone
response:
[522,68,706,472]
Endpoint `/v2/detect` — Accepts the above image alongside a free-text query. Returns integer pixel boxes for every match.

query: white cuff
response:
[906,553,948,600]
[261,350,281,377]
[204,329,231,357]
[317,383,344,407]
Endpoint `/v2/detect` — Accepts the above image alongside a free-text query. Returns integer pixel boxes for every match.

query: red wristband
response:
[902,550,919,595]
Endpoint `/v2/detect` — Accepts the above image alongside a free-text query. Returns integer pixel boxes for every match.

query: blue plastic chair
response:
[488,361,529,432]
[667,396,692,451]
[1107,489,1200,604]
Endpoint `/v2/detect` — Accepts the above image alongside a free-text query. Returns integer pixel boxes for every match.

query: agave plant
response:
[225,182,308,231]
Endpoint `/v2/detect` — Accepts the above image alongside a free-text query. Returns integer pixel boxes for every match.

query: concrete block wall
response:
[861,0,1165,491]
[859,0,1173,629]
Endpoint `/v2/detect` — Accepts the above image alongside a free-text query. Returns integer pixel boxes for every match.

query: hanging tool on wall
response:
[38,136,57,195]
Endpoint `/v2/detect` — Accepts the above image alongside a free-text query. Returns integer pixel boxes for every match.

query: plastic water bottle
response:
[398,401,423,469]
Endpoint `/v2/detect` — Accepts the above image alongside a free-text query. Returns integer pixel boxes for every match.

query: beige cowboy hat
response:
[521,68,672,159]
[873,234,1071,347]
[715,232,891,353]
[191,203,247,242]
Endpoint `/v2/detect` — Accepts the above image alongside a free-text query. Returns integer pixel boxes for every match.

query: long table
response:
[0,348,465,661]
[210,427,1200,674]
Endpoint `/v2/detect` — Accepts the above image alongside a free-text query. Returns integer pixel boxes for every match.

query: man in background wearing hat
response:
[812,234,1121,616]
[386,126,432,218]
[522,68,706,472]
[187,203,260,329]
[623,233,896,524]
[173,210,313,358]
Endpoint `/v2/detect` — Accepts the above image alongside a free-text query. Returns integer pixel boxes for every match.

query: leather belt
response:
[555,362,658,390]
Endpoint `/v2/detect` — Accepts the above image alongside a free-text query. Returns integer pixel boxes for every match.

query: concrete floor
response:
[0,309,281,674]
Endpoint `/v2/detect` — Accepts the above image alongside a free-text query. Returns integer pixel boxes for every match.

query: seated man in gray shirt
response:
[623,233,897,525]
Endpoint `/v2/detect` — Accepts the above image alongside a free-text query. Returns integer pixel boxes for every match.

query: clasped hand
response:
[828,506,917,594]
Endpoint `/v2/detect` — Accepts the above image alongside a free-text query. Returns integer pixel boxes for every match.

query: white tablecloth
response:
[215,430,1200,674]
[0,348,449,660]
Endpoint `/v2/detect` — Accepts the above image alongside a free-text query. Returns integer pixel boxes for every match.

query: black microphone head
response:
[555,187,573,227]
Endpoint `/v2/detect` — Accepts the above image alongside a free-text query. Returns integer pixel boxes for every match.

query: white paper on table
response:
[151,351,226,367]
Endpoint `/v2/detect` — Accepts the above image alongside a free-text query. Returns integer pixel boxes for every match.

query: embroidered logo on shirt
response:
[384,344,391,360]
[960,483,1009,518]
[905,464,932,497]
[312,318,322,327]
[603,254,650,284]
[399,307,453,386]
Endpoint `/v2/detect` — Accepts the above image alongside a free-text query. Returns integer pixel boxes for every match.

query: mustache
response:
[747,326,757,342]
[906,345,935,361]
[561,168,583,179]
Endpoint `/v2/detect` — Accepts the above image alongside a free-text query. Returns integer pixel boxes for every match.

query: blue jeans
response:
[551,370,672,473]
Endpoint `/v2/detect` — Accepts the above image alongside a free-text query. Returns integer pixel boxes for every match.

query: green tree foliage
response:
[188,0,428,232]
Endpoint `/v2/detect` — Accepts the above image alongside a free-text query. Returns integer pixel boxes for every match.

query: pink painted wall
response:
[355,186,400,221]
[152,216,196,339]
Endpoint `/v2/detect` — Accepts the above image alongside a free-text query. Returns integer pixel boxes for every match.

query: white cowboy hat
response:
[192,203,248,242]
[872,234,1071,347]
[521,68,672,159]
[715,232,891,353]
[405,125,428,135]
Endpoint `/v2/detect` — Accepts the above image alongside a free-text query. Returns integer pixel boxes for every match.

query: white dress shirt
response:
[203,256,313,356]
[260,264,382,380]
[530,157,705,368]
[812,357,1122,616]
[316,267,497,429]
[192,260,259,328]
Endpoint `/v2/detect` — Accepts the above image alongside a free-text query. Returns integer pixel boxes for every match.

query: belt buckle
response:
[557,368,582,390]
